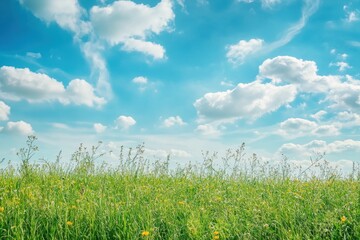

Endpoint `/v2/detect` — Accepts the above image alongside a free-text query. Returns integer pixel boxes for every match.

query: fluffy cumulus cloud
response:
[279,118,317,133]
[0,66,105,107]
[279,139,360,157]
[132,76,151,92]
[330,61,351,72]
[1,121,34,136]
[122,39,165,59]
[163,116,186,128]
[259,56,360,113]
[90,0,174,59]
[0,66,64,101]
[64,79,106,107]
[194,81,296,122]
[336,111,360,127]
[344,5,360,23]
[115,116,136,130]
[196,55,360,128]
[325,81,360,112]
[132,76,148,84]
[94,123,107,133]
[310,110,327,121]
[18,0,175,104]
[226,39,264,64]
[259,56,340,92]
[278,118,340,137]
[0,101,10,121]
[18,0,90,36]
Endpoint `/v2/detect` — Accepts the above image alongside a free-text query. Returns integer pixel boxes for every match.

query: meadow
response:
[0,136,359,239]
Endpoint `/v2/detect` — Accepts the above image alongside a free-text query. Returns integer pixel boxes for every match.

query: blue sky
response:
[1,0,360,172]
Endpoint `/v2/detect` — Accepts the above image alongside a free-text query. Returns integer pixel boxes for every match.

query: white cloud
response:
[328,139,360,153]
[348,11,359,22]
[145,148,191,158]
[194,81,296,122]
[237,0,254,3]
[326,81,360,112]
[226,39,264,64]
[312,125,340,136]
[90,0,174,59]
[336,111,360,127]
[349,41,360,47]
[330,61,351,72]
[1,121,34,136]
[310,110,327,121]
[19,0,90,36]
[64,79,106,107]
[237,0,283,7]
[163,116,186,128]
[176,0,185,8]
[94,123,107,133]
[279,139,360,157]
[132,76,148,84]
[259,56,342,93]
[344,6,360,23]
[0,101,10,121]
[280,118,317,132]
[132,76,152,92]
[259,56,360,113]
[199,55,360,126]
[220,81,234,87]
[115,116,136,130]
[80,41,112,101]
[261,0,282,8]
[340,53,348,60]
[278,118,340,138]
[0,66,105,107]
[26,52,42,59]
[121,38,165,59]
[0,66,65,101]
[195,124,221,137]
[51,123,70,130]
[233,0,319,61]
[267,0,320,50]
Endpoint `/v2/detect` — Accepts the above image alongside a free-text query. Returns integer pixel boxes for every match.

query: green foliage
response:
[0,137,359,239]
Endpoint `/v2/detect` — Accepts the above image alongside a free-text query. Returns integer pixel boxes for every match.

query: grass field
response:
[0,136,359,239]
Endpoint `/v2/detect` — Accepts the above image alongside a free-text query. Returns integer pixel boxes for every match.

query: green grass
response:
[0,136,359,239]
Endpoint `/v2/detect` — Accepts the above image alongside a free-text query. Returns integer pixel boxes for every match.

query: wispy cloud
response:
[227,0,320,64]
[17,0,175,103]
[266,0,320,52]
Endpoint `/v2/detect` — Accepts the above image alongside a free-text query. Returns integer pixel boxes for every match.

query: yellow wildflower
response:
[0,207,4,213]
[213,236,220,240]
[214,231,219,235]
[141,231,150,237]
[66,221,73,226]
[341,216,347,223]
[178,201,185,205]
